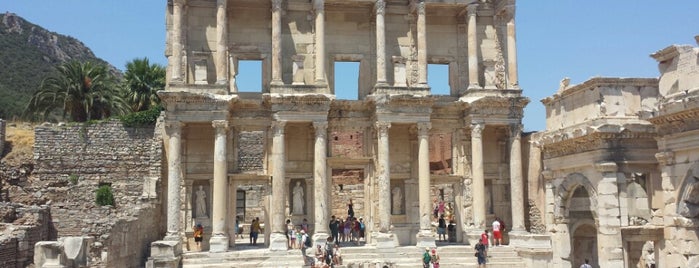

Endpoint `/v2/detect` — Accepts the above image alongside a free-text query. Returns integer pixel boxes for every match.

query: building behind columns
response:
[156,0,528,256]
[528,36,699,268]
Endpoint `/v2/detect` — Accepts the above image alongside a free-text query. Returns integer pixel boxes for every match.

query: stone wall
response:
[0,119,5,157]
[32,119,164,267]
[0,204,52,268]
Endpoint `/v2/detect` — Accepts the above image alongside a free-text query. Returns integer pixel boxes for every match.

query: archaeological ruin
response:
[0,0,695,268]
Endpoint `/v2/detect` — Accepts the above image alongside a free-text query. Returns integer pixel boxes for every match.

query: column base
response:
[268,232,289,252]
[463,228,485,245]
[467,84,482,90]
[270,80,284,86]
[371,231,398,249]
[146,240,182,268]
[164,233,181,242]
[215,79,228,85]
[415,230,436,248]
[208,235,229,253]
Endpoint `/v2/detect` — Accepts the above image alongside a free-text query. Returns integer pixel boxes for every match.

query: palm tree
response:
[25,61,130,122]
[123,58,165,112]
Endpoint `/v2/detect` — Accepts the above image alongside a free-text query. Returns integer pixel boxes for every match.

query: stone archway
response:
[554,173,598,223]
[677,163,699,218]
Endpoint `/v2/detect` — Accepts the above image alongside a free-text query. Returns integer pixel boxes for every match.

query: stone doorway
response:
[331,169,365,219]
[572,224,598,268]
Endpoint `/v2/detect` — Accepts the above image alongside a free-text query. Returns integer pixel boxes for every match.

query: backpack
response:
[360,222,365,230]
[304,236,312,248]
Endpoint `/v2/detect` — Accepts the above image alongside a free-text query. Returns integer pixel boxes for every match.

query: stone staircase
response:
[182,245,524,268]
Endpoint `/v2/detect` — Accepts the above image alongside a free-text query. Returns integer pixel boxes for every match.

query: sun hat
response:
[425,247,430,251]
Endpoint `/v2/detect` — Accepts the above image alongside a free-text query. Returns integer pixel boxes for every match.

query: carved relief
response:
[678,166,699,218]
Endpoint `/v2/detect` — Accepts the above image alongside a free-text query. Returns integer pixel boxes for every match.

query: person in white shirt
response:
[492,218,502,246]
[580,258,592,268]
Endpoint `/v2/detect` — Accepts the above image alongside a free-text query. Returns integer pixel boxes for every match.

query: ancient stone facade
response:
[0,204,52,268]
[152,0,529,265]
[31,120,165,267]
[529,37,699,268]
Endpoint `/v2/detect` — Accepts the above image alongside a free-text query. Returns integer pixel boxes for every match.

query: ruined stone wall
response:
[32,119,164,267]
[0,204,52,268]
[0,119,5,156]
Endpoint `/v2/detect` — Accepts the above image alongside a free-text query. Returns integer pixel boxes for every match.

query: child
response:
[431,248,440,268]
[481,229,490,257]
[295,227,303,249]
[289,228,297,249]
[193,224,204,250]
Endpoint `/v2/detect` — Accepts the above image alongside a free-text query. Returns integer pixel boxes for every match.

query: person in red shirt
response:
[480,229,489,257]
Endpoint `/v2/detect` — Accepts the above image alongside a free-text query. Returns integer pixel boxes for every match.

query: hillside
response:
[0,12,121,120]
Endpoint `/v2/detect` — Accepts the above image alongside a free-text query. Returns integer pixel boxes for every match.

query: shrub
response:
[68,174,79,185]
[96,185,115,206]
[119,105,162,127]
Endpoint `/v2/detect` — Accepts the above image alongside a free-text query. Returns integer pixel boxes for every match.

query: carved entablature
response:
[539,128,658,159]
[266,94,332,112]
[158,91,237,111]
[649,108,699,136]
[468,96,528,120]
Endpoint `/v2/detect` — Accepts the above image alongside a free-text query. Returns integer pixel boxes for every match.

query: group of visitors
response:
[301,236,343,267]
[328,214,365,245]
[421,247,441,268]
[286,218,310,249]
[473,216,507,267]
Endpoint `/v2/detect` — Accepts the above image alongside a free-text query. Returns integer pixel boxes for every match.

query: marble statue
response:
[195,185,207,218]
[392,186,403,214]
[293,181,305,215]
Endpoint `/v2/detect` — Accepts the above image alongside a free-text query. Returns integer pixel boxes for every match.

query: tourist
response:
[358,217,365,241]
[296,227,303,249]
[193,224,204,250]
[286,219,294,248]
[290,227,297,249]
[480,229,489,257]
[324,236,335,266]
[333,243,343,265]
[475,240,487,267]
[251,217,261,245]
[422,247,431,268]
[430,248,440,268]
[447,220,456,242]
[300,230,310,265]
[343,218,351,243]
[234,216,242,239]
[347,199,355,219]
[492,217,503,246]
[302,218,309,233]
[329,215,340,243]
[351,218,360,245]
[437,215,447,241]
[438,200,445,218]
[314,244,323,267]
[580,259,592,268]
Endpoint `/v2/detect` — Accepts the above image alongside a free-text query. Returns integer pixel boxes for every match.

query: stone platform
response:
[182,244,523,268]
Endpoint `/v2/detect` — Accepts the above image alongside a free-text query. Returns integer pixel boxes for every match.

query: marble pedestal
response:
[312,233,330,247]
[208,235,229,253]
[372,231,399,249]
[268,233,289,252]
[416,230,436,248]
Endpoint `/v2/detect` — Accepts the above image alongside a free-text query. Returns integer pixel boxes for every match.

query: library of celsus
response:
[26,1,699,268]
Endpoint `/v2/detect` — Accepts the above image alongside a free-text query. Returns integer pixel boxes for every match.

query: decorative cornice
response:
[650,45,683,62]
[541,77,658,105]
[648,107,699,136]
[594,162,618,173]
[540,130,657,159]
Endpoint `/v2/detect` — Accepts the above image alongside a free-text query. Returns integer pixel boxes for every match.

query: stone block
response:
[34,241,65,268]
[150,240,182,258]
[372,232,398,249]
[59,236,92,267]
[268,233,289,252]
[415,230,436,248]
[597,181,619,195]
[596,195,620,209]
[208,235,229,253]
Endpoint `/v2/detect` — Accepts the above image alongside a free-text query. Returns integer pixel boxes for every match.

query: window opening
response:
[428,64,450,95]
[334,61,360,100]
[237,60,263,92]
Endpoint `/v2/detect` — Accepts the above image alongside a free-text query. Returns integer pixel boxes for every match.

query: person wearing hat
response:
[422,247,432,268]
[430,248,440,268]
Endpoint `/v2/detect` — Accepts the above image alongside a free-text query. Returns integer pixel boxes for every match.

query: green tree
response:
[25,61,129,122]
[123,57,165,112]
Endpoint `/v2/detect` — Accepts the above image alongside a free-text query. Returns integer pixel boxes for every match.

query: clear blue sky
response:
[3,1,698,131]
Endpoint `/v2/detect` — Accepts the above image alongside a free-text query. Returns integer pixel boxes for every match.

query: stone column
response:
[165,121,184,240]
[416,122,435,247]
[466,4,480,89]
[314,0,326,83]
[470,122,485,227]
[503,6,518,88]
[375,0,387,86]
[215,0,228,85]
[171,0,185,82]
[210,120,229,252]
[508,124,525,232]
[416,0,427,86]
[271,0,283,85]
[312,121,330,242]
[269,120,287,250]
[376,121,391,232]
[595,162,624,267]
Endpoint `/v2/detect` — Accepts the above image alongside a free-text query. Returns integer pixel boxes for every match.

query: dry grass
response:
[2,122,35,166]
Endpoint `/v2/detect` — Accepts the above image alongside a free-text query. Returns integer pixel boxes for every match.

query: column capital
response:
[509,123,523,138]
[470,123,484,138]
[212,120,229,130]
[655,151,675,166]
[271,0,283,12]
[417,122,431,136]
[313,121,328,137]
[271,121,287,136]
[375,0,386,15]
[165,121,184,137]
[216,0,226,7]
[541,169,554,180]
[466,3,479,16]
[411,0,425,15]
[173,0,187,6]
[312,0,324,11]
[594,161,618,173]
